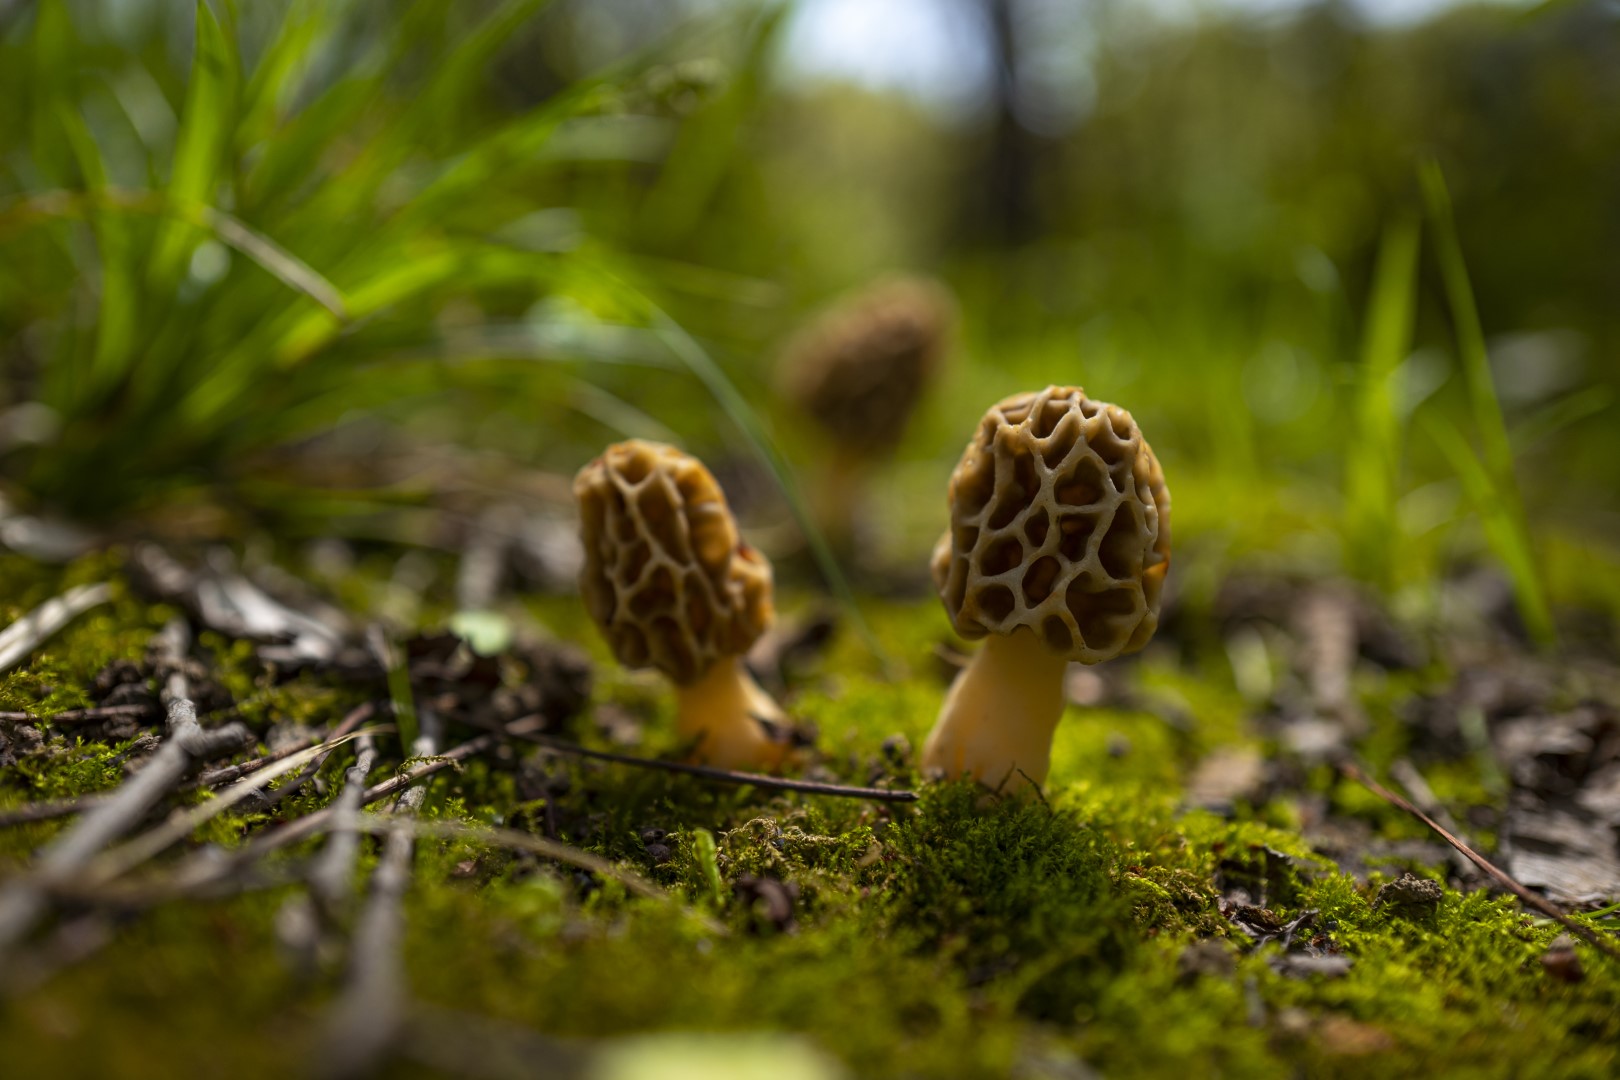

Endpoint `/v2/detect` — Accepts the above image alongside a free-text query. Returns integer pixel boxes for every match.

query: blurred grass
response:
[1,0,1618,632]
[1420,160,1554,646]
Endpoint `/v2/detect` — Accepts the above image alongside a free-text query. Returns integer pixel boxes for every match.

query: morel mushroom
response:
[923,386,1170,789]
[575,440,789,769]
[777,275,955,550]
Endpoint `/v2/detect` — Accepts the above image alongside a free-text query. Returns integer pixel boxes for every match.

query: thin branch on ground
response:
[1388,758,1481,885]
[82,729,384,886]
[308,734,380,916]
[194,702,376,788]
[0,583,113,675]
[0,703,156,725]
[0,678,251,959]
[471,714,920,803]
[242,702,381,814]
[1339,760,1620,964]
[0,794,112,828]
[317,708,443,1079]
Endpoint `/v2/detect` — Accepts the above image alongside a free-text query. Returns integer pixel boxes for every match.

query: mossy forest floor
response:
[1,549,1618,1080]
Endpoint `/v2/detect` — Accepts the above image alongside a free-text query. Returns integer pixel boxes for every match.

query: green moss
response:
[3,563,1618,1079]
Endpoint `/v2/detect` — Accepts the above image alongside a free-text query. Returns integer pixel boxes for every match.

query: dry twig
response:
[1340,761,1620,964]
[308,734,380,915]
[474,714,919,803]
[317,710,443,1078]
[0,583,112,675]
[0,696,250,958]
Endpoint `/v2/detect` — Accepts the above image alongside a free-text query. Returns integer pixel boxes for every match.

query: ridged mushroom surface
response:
[575,441,773,685]
[931,386,1170,663]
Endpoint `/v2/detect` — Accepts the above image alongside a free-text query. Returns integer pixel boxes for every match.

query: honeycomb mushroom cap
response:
[931,386,1170,663]
[778,276,955,452]
[575,441,774,685]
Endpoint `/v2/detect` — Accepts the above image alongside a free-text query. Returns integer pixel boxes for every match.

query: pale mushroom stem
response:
[675,657,789,771]
[921,631,1072,790]
[809,447,867,555]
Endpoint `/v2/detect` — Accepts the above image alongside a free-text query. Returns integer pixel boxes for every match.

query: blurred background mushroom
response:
[776,275,956,563]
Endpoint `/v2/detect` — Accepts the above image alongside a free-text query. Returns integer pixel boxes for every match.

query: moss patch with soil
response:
[1,551,1617,1080]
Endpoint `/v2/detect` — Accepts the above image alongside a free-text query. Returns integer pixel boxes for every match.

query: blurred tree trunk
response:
[966,0,1044,251]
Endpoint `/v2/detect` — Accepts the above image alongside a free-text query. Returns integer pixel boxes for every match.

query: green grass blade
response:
[236,0,331,152]
[1419,160,1554,646]
[149,1,239,287]
[1344,213,1420,589]
[1419,161,1516,492]
[1425,414,1555,645]
[1511,385,1613,453]
[0,189,346,318]
[58,104,144,408]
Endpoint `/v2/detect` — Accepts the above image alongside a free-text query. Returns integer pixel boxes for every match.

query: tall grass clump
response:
[0,0,784,535]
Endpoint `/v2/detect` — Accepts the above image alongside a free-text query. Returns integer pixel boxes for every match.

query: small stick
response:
[0,696,251,957]
[243,702,380,813]
[1388,758,1479,884]
[0,794,111,828]
[318,709,443,1079]
[1339,761,1620,964]
[473,714,919,803]
[0,704,157,725]
[192,707,371,788]
[84,729,383,885]
[0,583,112,675]
[307,734,380,915]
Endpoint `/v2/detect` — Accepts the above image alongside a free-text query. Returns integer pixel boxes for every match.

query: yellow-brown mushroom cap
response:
[931,386,1170,663]
[575,441,773,685]
[778,276,955,453]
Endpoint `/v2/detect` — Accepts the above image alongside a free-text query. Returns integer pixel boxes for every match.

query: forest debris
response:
[317,709,443,1079]
[1339,761,1620,964]
[1541,935,1584,984]
[734,874,799,933]
[193,713,360,788]
[401,1005,589,1080]
[1314,1016,1395,1056]
[81,728,380,887]
[1269,953,1353,980]
[0,703,158,728]
[470,713,920,803]
[243,702,378,814]
[1388,759,1480,884]
[0,497,97,562]
[1185,747,1268,813]
[1498,802,1620,904]
[455,505,519,612]
[0,715,45,767]
[129,545,348,666]
[0,690,250,959]
[0,793,109,828]
[1177,940,1237,984]
[1374,873,1443,919]
[1490,705,1620,903]
[1221,902,1317,948]
[746,607,839,694]
[1297,587,1359,724]
[0,582,112,675]
[308,734,380,916]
